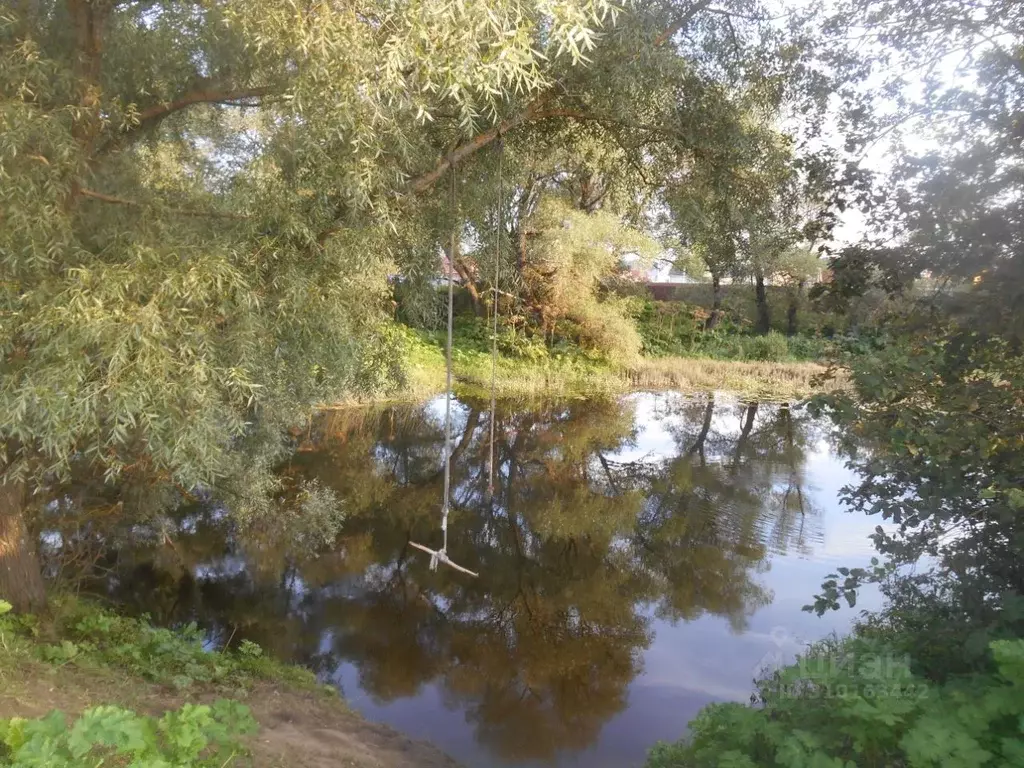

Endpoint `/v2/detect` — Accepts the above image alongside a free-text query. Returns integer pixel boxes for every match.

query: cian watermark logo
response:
[752,625,805,679]
[752,627,926,700]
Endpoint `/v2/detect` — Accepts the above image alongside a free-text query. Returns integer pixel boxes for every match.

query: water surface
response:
[83,393,882,767]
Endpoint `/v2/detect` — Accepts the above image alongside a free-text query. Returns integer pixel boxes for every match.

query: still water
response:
[83,392,884,767]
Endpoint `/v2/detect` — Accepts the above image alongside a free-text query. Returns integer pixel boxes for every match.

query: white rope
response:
[408,160,478,579]
[440,162,455,561]
[488,138,503,497]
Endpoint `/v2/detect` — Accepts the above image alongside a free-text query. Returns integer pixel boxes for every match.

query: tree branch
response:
[94,83,277,157]
[404,4,711,198]
[407,94,552,194]
[322,9,708,238]
[407,103,679,197]
[79,188,250,220]
[654,0,714,47]
[133,85,276,130]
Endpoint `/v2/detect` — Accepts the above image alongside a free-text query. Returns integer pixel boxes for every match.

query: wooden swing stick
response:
[408,542,480,577]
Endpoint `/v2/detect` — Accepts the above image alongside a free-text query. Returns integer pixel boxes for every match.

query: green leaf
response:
[67,706,149,758]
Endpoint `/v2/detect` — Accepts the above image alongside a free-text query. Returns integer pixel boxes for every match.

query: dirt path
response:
[245,686,461,768]
[0,663,461,768]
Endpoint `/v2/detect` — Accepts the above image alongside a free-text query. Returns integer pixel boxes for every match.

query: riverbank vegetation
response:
[0,596,456,767]
[386,323,835,403]
[2,0,1023,764]
[642,0,1024,764]
[0,596,293,766]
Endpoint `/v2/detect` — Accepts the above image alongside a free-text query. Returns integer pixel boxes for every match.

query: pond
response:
[76,392,884,767]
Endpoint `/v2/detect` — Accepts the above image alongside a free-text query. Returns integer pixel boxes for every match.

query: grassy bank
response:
[0,597,458,767]
[365,325,842,404]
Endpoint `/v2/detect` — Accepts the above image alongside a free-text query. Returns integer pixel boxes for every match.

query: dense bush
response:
[399,293,831,370]
[0,701,257,768]
[631,300,829,362]
[646,636,1024,768]
[569,299,643,364]
[743,332,791,362]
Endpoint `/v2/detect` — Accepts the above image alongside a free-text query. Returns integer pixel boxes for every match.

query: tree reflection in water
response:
[67,393,824,762]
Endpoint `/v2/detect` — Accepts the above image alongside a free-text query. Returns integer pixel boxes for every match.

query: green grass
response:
[0,596,322,695]
[343,322,841,404]
[0,597,309,766]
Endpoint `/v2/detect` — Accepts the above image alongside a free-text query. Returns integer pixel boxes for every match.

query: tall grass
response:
[628,357,843,400]
[333,325,844,404]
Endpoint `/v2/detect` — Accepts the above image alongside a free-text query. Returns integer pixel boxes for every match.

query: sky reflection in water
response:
[88,392,885,768]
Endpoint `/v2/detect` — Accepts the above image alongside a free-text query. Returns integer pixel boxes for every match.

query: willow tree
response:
[402,0,847,339]
[664,114,782,329]
[1,0,850,611]
[0,0,620,610]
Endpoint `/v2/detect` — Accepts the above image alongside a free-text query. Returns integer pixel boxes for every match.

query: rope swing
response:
[409,156,480,578]
[488,137,503,498]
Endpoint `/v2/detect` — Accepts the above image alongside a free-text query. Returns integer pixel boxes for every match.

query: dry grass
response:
[626,357,847,401]
[328,354,846,408]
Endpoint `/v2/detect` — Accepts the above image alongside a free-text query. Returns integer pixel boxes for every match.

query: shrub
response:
[644,637,1024,768]
[0,701,257,767]
[744,332,790,362]
[1,597,318,692]
[633,299,703,357]
[570,300,642,365]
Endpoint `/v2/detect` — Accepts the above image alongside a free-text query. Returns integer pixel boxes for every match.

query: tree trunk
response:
[453,260,482,316]
[787,280,804,336]
[0,475,46,613]
[577,172,606,212]
[449,240,482,316]
[755,271,770,334]
[705,272,723,330]
[687,395,715,465]
[515,226,528,279]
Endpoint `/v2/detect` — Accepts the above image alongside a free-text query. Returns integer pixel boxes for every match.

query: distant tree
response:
[775,247,823,335]
[518,196,659,361]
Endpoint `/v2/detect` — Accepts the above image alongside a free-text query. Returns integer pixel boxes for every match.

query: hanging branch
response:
[79,188,251,220]
[408,95,553,194]
[407,2,709,196]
